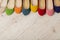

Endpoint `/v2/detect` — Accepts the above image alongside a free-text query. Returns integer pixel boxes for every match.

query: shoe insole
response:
[31,0,38,6]
[54,0,60,6]
[47,0,53,9]
[7,0,15,9]
[39,0,45,9]
[16,0,22,7]
[23,0,29,9]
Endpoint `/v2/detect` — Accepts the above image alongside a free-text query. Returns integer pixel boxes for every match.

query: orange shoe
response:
[14,0,22,14]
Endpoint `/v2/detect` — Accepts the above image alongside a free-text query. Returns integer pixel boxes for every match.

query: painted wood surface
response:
[0,12,60,40]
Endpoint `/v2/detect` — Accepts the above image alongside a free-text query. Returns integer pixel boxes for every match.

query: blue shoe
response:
[54,0,60,13]
[54,6,60,13]
[22,0,31,15]
[22,8,30,15]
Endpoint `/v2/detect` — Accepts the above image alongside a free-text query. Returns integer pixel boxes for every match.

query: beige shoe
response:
[0,0,8,14]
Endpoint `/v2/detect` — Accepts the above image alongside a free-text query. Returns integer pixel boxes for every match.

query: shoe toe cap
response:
[14,7,22,14]
[54,6,60,13]
[6,8,14,15]
[38,8,46,16]
[46,9,54,16]
[22,8,31,15]
[31,4,38,12]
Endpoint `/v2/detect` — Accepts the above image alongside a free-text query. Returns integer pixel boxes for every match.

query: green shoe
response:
[6,8,14,15]
[6,0,15,15]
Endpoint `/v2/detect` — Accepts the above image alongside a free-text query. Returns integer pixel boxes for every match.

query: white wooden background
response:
[0,12,60,40]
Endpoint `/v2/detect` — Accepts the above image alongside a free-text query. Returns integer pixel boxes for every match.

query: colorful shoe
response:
[6,0,15,15]
[38,0,46,16]
[46,0,54,16]
[54,0,60,13]
[31,0,38,12]
[22,0,31,15]
[0,0,8,14]
[14,0,22,14]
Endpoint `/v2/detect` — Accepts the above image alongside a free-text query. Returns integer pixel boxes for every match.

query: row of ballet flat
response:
[0,0,60,16]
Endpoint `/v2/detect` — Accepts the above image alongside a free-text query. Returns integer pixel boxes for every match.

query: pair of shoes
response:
[38,0,54,16]
[6,0,22,15]
[38,0,60,16]
[22,0,38,15]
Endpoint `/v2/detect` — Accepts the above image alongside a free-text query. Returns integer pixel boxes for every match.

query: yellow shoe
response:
[31,0,38,12]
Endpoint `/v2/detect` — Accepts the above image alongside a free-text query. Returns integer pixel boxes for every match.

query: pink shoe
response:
[46,0,54,16]
[46,9,54,16]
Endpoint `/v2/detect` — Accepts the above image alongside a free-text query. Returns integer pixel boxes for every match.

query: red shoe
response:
[38,0,46,16]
